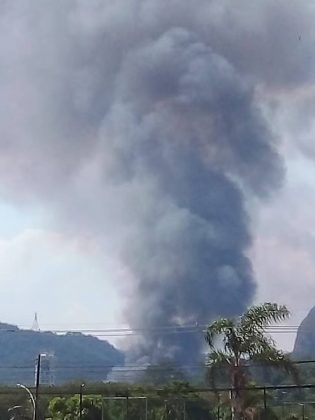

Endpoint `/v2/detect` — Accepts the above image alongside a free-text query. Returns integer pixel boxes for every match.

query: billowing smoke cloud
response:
[1,0,313,364]
[109,27,283,364]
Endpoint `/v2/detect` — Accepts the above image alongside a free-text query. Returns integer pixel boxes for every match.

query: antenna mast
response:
[32,312,40,332]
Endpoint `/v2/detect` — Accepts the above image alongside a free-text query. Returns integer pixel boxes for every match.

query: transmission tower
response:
[32,312,40,332]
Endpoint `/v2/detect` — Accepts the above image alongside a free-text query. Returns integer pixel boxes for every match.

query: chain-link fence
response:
[1,382,315,419]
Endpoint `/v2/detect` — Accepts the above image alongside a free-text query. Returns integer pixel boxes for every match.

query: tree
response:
[48,396,103,420]
[157,381,215,420]
[205,303,298,420]
[141,362,186,385]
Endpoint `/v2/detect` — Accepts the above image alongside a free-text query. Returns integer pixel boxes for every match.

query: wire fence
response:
[1,360,315,418]
[1,382,315,419]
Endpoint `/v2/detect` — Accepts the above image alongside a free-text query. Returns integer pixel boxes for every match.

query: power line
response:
[0,359,313,371]
[0,325,303,338]
[7,383,315,396]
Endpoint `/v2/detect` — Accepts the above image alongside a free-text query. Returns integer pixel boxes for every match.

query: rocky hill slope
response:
[293,306,315,359]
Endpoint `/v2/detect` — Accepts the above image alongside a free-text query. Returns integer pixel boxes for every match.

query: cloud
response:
[251,158,315,350]
[0,228,123,330]
[0,0,313,363]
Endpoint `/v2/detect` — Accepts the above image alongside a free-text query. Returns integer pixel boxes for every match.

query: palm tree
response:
[205,303,298,419]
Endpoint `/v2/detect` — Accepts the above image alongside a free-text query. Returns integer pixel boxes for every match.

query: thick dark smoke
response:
[1,0,313,365]
[112,28,282,364]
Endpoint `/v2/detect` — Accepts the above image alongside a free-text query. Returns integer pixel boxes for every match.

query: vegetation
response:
[0,322,123,384]
[0,378,315,419]
[205,303,298,419]
[45,381,216,420]
[2,302,315,419]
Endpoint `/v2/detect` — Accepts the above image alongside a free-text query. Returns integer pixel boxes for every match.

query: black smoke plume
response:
[0,1,301,365]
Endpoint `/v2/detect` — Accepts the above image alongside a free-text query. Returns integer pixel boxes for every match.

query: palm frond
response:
[224,326,243,356]
[241,303,290,329]
[240,332,275,356]
[206,350,232,367]
[251,347,299,383]
[205,303,296,402]
[204,318,235,348]
[206,350,232,389]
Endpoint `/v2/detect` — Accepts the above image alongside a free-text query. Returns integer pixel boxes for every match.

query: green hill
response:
[0,323,124,385]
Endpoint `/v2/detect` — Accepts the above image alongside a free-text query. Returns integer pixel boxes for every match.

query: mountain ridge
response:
[293,306,315,359]
[0,322,124,385]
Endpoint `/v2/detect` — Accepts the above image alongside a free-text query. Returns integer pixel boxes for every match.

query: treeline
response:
[4,302,315,419]
[2,378,315,419]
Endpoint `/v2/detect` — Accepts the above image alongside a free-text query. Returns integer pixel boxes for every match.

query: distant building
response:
[35,353,55,386]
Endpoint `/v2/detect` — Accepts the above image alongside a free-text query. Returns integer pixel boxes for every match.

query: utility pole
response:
[34,354,41,420]
[79,383,85,420]
[126,396,129,420]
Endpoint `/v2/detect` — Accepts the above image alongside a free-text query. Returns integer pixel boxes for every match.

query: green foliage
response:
[205,303,291,362]
[48,395,103,419]
[140,362,187,385]
[46,381,216,420]
[205,303,297,418]
[0,322,124,385]
[205,303,295,379]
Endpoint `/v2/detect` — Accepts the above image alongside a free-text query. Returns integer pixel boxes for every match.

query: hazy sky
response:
[0,1,315,353]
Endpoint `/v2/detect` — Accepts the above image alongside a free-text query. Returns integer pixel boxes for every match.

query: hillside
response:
[293,306,315,359]
[0,323,124,385]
